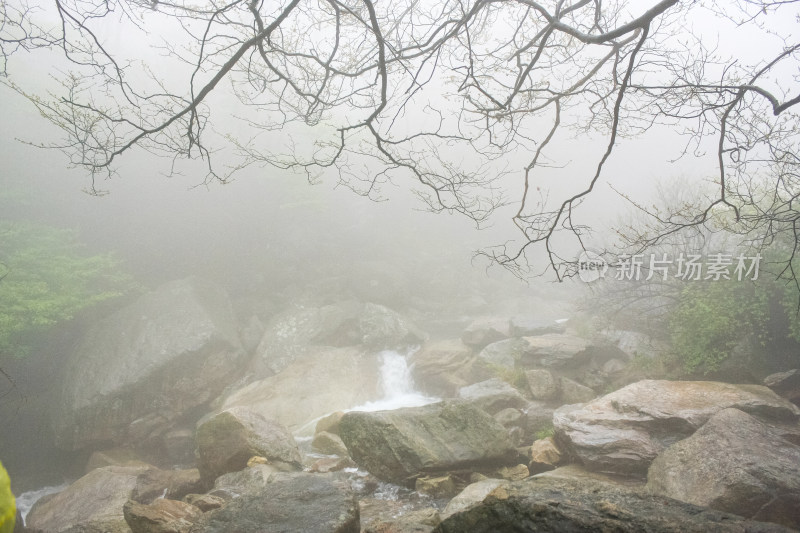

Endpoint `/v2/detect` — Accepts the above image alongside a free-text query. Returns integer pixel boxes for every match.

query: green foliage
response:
[534,426,555,441]
[0,220,132,358]
[668,276,792,375]
[0,460,14,533]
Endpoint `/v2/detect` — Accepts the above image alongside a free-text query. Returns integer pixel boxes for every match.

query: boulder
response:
[457,379,528,415]
[309,456,357,474]
[315,411,345,435]
[477,338,529,370]
[212,464,277,496]
[764,369,800,406]
[409,340,489,397]
[312,431,349,457]
[492,408,522,427]
[554,380,800,477]
[528,437,562,474]
[183,493,225,512]
[508,317,565,337]
[441,479,509,519]
[646,408,800,529]
[130,469,203,504]
[434,473,794,533]
[54,277,246,450]
[558,377,596,403]
[520,334,591,368]
[123,499,201,533]
[520,402,555,441]
[524,369,559,401]
[195,407,301,485]
[461,318,510,348]
[26,465,149,533]
[191,472,359,533]
[220,347,380,434]
[493,464,529,481]
[360,500,440,533]
[251,302,425,375]
[415,475,458,498]
[339,401,516,485]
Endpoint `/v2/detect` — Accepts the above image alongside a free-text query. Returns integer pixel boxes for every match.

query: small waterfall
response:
[354,348,437,412]
[15,482,70,525]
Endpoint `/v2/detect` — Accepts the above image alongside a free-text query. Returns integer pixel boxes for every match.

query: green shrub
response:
[0,221,133,358]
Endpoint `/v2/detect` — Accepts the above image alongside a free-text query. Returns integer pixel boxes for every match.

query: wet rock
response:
[492,408,522,427]
[434,473,793,533]
[309,456,356,473]
[55,277,246,450]
[26,465,149,533]
[520,334,591,369]
[528,437,562,474]
[190,472,359,533]
[524,369,559,401]
[409,340,489,397]
[477,338,529,370]
[647,408,800,529]
[312,431,349,457]
[558,377,596,403]
[195,407,301,485]
[123,498,201,533]
[520,402,555,441]
[508,317,565,337]
[220,347,380,433]
[339,401,516,485]
[461,318,510,348]
[360,500,439,533]
[315,411,345,435]
[493,464,529,481]
[131,468,203,504]
[183,493,225,512]
[457,379,528,415]
[415,475,458,498]
[440,479,510,520]
[764,369,800,406]
[554,380,800,477]
[212,464,278,496]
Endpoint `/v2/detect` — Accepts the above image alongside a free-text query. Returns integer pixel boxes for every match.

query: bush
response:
[0,220,133,358]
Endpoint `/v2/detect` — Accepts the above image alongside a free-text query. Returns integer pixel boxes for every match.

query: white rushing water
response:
[15,482,70,524]
[351,348,438,412]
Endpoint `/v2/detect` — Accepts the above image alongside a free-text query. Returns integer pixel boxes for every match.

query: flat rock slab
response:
[554,380,800,476]
[339,401,515,485]
[647,408,800,530]
[434,473,795,533]
[189,473,359,533]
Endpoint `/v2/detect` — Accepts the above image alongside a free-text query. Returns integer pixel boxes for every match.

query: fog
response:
[1,1,798,530]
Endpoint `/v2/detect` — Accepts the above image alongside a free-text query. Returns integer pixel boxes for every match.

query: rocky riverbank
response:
[7,277,800,532]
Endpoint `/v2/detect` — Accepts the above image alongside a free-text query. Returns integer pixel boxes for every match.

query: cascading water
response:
[354,348,437,412]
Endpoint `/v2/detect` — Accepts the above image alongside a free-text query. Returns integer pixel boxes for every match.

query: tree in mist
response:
[1,0,798,284]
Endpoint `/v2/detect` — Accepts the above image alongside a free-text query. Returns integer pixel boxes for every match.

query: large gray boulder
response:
[554,380,800,477]
[646,408,800,530]
[26,465,150,533]
[54,277,245,450]
[190,472,359,533]
[457,378,529,415]
[339,401,516,485]
[220,346,380,434]
[434,472,794,533]
[251,301,425,375]
[520,334,592,368]
[195,407,301,485]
